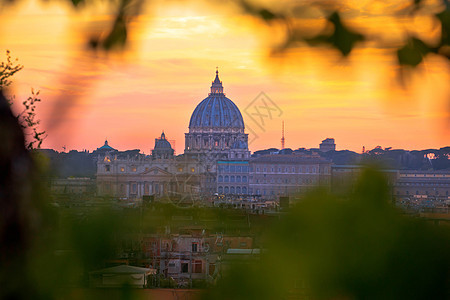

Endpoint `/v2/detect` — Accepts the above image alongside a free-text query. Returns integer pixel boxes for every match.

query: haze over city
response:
[2,0,450,299]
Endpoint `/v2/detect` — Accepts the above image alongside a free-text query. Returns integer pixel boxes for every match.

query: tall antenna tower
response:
[281,121,285,149]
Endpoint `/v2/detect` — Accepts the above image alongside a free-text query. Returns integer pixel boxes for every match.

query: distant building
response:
[152,132,174,159]
[96,131,202,200]
[184,70,250,195]
[184,69,250,161]
[89,265,156,288]
[320,138,336,152]
[50,177,95,195]
[393,170,450,200]
[139,230,255,286]
[331,165,399,195]
[95,72,351,202]
[331,165,363,194]
[248,154,331,200]
[97,70,251,199]
[93,139,118,156]
[216,160,249,195]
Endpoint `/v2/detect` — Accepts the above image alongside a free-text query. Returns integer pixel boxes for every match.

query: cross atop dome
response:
[211,68,223,94]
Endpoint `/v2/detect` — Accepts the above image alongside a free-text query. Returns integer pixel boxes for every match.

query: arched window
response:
[242,176,247,182]
[224,176,229,183]
[230,186,235,194]
[236,176,241,182]
[224,186,229,193]
[231,176,235,182]
[218,175,223,182]
[218,186,223,193]
[236,186,241,194]
[242,187,247,194]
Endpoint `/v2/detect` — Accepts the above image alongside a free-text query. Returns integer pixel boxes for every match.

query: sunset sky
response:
[1,0,449,154]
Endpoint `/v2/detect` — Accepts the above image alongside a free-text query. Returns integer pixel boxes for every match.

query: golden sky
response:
[1,0,449,154]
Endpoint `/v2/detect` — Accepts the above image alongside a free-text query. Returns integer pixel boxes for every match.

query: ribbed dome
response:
[155,139,172,149]
[154,132,172,149]
[97,140,117,151]
[189,70,244,130]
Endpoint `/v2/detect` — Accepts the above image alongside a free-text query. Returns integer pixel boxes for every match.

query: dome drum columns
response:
[185,70,250,160]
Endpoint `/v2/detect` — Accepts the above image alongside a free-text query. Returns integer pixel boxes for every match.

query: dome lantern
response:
[210,68,223,95]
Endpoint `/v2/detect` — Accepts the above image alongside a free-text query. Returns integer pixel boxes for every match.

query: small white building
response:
[89,265,156,288]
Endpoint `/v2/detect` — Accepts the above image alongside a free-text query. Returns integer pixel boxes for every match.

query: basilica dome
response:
[154,132,172,149]
[152,131,174,159]
[188,70,244,130]
[184,70,250,162]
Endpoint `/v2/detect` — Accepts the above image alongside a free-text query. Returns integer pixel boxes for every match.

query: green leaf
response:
[326,12,364,56]
[70,0,85,7]
[397,37,430,67]
[102,16,127,50]
[436,8,450,48]
[305,12,364,56]
[259,9,277,22]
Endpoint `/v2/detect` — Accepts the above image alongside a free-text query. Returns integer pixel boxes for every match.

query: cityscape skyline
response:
[1,1,450,298]
[1,0,449,154]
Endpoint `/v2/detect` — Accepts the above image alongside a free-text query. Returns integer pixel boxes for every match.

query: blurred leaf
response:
[258,8,277,22]
[102,15,127,50]
[306,12,364,56]
[397,37,430,67]
[238,0,283,23]
[70,0,84,7]
[436,7,450,50]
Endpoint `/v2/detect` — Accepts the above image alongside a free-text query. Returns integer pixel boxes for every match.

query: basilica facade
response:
[96,70,332,202]
[96,70,250,201]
